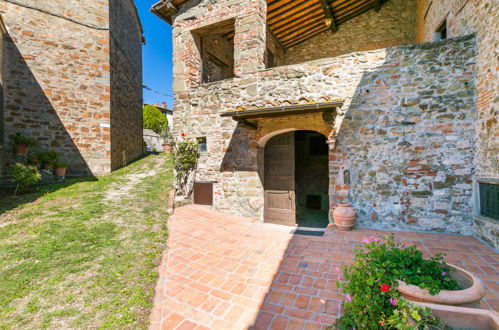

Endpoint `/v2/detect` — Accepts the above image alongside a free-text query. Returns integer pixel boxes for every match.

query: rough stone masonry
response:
[154,0,498,247]
[0,0,144,178]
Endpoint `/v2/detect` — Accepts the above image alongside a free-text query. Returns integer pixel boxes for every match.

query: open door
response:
[264,132,295,225]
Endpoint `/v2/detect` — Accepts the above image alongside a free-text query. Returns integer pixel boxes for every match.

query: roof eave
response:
[150,0,177,25]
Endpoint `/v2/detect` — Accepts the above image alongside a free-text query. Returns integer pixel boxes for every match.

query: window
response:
[197,137,207,152]
[435,19,447,40]
[479,183,499,221]
[193,19,235,84]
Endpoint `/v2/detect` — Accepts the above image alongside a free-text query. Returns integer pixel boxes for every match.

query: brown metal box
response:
[194,181,214,205]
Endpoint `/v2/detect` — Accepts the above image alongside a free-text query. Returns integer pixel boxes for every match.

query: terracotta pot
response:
[163,144,172,153]
[416,302,499,330]
[333,203,356,231]
[55,167,67,177]
[398,264,485,308]
[14,144,29,156]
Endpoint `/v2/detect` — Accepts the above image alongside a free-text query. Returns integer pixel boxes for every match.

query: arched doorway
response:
[263,130,329,228]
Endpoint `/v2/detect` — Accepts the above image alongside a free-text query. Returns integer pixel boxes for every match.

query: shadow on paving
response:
[250,228,498,329]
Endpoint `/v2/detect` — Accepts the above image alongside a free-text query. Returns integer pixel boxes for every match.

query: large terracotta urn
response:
[333,203,356,231]
[398,264,486,308]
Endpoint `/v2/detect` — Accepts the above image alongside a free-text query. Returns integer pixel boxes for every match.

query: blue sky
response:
[134,0,174,109]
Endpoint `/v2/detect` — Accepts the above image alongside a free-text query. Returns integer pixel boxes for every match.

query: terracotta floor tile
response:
[150,206,498,330]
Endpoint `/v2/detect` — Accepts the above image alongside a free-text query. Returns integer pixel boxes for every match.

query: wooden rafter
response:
[319,0,338,32]
[152,0,391,50]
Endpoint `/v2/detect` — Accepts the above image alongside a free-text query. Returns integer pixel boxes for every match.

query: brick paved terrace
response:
[150,206,499,329]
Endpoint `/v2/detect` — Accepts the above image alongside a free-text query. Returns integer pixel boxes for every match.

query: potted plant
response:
[160,125,173,153]
[55,161,68,177]
[37,150,61,170]
[12,133,37,156]
[416,302,499,330]
[334,235,465,329]
[27,154,40,167]
[397,263,485,307]
[332,202,356,230]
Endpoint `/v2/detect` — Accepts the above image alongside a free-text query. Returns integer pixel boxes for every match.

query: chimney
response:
[162,102,167,109]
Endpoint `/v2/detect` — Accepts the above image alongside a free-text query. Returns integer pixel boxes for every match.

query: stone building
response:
[0,0,144,178]
[152,0,498,247]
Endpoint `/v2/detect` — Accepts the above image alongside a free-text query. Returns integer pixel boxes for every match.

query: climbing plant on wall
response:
[173,136,199,196]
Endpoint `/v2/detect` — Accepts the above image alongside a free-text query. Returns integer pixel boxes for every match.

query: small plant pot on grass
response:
[55,162,68,177]
[163,144,172,153]
[398,264,486,308]
[36,150,60,172]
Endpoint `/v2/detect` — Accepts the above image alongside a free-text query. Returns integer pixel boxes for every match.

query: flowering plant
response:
[334,235,458,329]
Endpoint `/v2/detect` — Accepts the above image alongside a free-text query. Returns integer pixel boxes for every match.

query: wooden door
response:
[264,132,296,225]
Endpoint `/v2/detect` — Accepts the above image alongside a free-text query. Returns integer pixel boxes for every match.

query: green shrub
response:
[143,105,168,134]
[334,235,457,329]
[36,150,60,167]
[173,140,198,193]
[11,163,41,195]
[12,132,37,147]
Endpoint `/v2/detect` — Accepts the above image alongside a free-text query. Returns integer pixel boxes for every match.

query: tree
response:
[143,105,168,134]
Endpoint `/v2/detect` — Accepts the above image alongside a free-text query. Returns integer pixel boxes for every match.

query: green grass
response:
[0,154,172,329]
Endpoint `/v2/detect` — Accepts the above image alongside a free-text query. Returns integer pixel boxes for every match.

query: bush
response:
[173,140,199,195]
[335,235,457,329]
[12,132,37,147]
[11,163,41,195]
[36,150,60,167]
[143,105,168,134]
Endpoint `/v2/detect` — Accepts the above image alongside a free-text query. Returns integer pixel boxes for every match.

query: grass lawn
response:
[0,154,172,329]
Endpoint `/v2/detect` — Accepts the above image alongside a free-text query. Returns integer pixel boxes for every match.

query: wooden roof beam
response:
[319,0,338,32]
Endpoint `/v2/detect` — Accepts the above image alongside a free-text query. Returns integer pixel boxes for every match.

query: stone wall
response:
[285,0,417,65]
[174,35,477,234]
[109,0,144,170]
[416,0,498,247]
[0,0,143,178]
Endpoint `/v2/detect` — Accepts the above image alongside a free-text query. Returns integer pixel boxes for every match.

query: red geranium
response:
[380,284,390,292]
[181,133,186,136]
[378,321,383,325]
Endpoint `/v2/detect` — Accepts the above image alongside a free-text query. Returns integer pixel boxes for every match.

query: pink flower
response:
[335,267,341,272]
[346,293,352,302]
[337,274,342,281]
[374,237,382,242]
[378,321,383,325]
[389,297,397,306]
[441,271,446,276]
[181,132,186,136]
[362,237,370,244]
[316,318,322,324]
